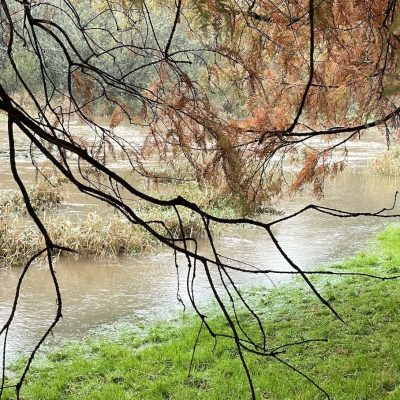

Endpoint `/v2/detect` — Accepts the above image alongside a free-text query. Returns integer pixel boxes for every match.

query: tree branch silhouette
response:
[1,1,400,399]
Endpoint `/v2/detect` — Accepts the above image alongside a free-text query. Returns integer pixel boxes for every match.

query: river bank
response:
[4,224,400,400]
[0,180,260,268]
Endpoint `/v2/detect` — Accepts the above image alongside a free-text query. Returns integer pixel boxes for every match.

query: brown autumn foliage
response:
[3,0,400,210]
[130,0,400,209]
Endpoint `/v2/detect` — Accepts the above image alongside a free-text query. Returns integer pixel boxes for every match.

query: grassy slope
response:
[5,226,400,400]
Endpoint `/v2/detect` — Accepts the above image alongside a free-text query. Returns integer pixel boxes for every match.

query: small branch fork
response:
[0,1,400,400]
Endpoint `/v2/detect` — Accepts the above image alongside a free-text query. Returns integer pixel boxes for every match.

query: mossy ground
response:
[3,225,400,399]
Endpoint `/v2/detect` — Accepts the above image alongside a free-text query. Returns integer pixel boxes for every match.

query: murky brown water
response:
[0,121,399,364]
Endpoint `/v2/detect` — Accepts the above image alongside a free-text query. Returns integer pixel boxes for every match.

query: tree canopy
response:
[2,0,400,204]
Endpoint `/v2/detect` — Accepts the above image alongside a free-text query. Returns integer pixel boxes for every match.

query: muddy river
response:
[0,121,399,365]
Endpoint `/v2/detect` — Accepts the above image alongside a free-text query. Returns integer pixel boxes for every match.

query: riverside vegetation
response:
[370,146,400,177]
[3,225,400,399]
[0,177,270,268]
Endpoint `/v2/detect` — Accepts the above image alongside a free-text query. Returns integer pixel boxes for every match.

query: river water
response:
[0,121,399,366]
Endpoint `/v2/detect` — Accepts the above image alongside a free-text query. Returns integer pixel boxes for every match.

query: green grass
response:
[4,225,400,399]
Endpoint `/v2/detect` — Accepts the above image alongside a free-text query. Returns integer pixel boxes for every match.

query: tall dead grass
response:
[0,180,262,268]
[369,147,400,177]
